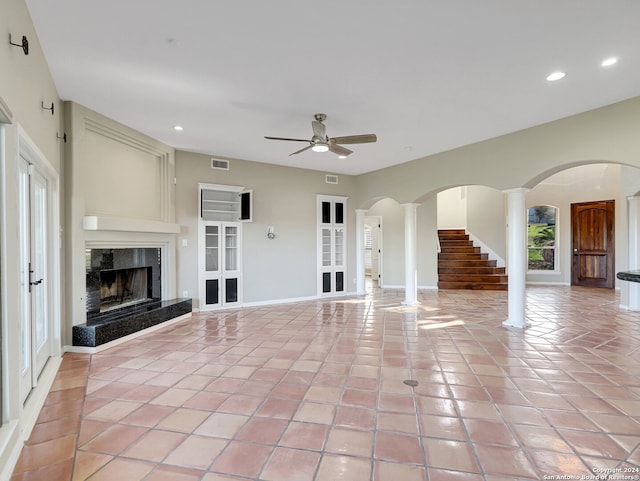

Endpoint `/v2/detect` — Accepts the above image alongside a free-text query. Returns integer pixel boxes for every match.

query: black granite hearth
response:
[73,298,192,348]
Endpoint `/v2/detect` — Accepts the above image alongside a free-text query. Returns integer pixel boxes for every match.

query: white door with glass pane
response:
[19,159,51,403]
[318,195,347,296]
[199,221,242,309]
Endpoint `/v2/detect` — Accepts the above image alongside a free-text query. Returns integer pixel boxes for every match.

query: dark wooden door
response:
[571,200,615,288]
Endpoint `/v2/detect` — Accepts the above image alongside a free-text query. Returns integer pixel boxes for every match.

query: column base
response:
[502,319,531,329]
[401,300,421,307]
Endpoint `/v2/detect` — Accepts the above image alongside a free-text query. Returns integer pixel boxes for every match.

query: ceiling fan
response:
[265,113,377,157]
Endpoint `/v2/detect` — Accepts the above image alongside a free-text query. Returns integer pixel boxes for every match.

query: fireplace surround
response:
[73,247,191,348]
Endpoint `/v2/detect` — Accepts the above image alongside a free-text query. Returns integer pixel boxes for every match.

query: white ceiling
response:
[25,0,640,175]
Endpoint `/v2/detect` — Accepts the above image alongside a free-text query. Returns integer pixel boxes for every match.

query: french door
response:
[199,221,242,309]
[18,158,51,403]
[318,195,347,296]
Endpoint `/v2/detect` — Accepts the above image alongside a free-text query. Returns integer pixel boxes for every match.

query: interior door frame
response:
[198,220,243,310]
[17,126,62,398]
[364,216,383,287]
[571,199,615,288]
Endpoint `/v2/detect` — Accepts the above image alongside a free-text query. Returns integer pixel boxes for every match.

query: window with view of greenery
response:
[528,205,557,271]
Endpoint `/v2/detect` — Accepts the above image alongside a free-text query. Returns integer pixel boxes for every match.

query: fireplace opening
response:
[100,266,152,312]
[86,247,162,318]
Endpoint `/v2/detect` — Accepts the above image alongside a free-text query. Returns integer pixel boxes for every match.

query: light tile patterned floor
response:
[11,285,640,480]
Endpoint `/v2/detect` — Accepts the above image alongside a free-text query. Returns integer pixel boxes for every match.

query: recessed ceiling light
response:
[546,71,566,81]
[173,125,184,131]
[601,57,618,67]
[338,155,347,159]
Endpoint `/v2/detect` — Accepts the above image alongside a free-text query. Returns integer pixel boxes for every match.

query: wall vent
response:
[211,158,230,170]
[325,174,339,184]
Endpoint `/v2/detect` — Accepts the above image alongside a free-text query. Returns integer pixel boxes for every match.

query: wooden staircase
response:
[437,229,508,290]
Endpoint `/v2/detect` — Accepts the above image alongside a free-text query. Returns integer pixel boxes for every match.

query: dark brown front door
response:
[571,200,615,288]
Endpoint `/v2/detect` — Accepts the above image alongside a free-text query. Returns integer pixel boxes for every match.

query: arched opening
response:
[525,162,640,290]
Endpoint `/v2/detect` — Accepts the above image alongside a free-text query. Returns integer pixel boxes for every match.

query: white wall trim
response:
[0,97,12,124]
[82,216,180,234]
[83,117,174,222]
[526,281,570,286]
[0,356,63,481]
[0,421,20,481]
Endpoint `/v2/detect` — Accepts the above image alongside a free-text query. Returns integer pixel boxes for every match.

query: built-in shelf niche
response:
[200,183,252,222]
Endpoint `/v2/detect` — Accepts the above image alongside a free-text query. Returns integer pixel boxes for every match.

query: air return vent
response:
[325,174,339,184]
[211,158,229,170]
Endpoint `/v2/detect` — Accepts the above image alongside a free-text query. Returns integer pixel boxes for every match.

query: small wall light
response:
[9,34,29,55]
[267,226,276,239]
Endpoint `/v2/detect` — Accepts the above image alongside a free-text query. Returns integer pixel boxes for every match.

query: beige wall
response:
[63,102,176,331]
[466,186,506,263]
[354,97,640,208]
[1,0,64,475]
[175,151,356,306]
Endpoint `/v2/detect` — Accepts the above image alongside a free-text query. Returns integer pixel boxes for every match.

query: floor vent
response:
[211,158,229,170]
[326,174,339,184]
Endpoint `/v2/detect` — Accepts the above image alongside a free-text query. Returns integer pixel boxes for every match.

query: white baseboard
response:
[526,281,570,286]
[22,357,63,440]
[0,421,20,481]
[0,356,64,481]
[64,312,192,354]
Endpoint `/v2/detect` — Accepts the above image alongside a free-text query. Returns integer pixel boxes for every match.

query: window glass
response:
[528,206,557,270]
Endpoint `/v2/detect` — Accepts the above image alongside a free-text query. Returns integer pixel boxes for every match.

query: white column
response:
[625,196,640,310]
[402,203,420,306]
[355,209,366,295]
[503,188,530,328]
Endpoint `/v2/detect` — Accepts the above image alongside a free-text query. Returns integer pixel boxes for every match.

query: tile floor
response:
[10,285,640,481]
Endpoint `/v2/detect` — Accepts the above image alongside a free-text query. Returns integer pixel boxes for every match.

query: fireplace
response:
[86,248,161,318]
[100,266,152,311]
[75,245,192,348]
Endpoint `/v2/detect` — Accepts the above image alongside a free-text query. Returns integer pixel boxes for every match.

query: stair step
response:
[438,234,470,241]
[438,252,488,260]
[437,229,507,290]
[439,239,473,246]
[438,267,506,275]
[438,274,508,283]
[438,281,508,290]
[440,246,481,253]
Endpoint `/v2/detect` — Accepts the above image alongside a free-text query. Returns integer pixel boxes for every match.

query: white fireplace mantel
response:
[82,215,181,234]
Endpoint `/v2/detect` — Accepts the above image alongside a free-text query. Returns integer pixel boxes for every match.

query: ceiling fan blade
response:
[289,145,313,156]
[330,134,377,145]
[328,142,353,157]
[265,136,310,142]
[312,120,326,139]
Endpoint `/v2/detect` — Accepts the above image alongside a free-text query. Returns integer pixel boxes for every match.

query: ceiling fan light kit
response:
[311,143,329,153]
[265,113,377,158]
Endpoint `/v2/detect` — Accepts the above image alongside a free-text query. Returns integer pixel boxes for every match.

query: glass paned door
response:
[317,196,347,297]
[19,159,51,403]
[200,221,241,309]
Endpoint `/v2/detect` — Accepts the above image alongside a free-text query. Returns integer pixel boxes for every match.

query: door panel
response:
[31,169,49,376]
[571,200,615,288]
[200,221,241,309]
[18,159,51,403]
